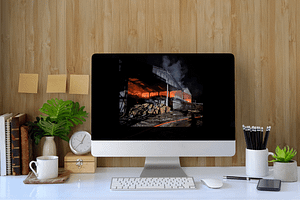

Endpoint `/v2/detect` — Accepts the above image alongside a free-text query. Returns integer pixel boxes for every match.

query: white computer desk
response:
[1,167,300,200]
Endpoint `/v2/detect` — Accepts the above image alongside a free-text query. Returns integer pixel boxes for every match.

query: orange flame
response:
[128,78,191,103]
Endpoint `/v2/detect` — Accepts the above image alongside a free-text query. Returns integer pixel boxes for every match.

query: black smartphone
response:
[257,179,281,191]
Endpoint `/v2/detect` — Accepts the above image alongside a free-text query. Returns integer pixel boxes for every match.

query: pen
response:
[223,176,263,181]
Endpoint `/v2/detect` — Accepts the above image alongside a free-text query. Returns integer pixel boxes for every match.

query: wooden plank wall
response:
[1,0,300,167]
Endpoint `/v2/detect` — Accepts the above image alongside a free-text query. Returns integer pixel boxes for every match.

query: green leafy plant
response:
[30,98,88,144]
[269,146,297,163]
[27,117,46,145]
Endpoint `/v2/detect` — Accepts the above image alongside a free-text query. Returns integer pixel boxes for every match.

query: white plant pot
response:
[273,160,298,182]
[42,136,57,156]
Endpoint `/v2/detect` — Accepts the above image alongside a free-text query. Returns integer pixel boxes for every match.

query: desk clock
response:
[69,131,91,155]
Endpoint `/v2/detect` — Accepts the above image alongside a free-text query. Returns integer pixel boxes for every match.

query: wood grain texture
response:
[1,0,300,167]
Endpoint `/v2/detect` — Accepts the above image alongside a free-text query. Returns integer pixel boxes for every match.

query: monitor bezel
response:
[91,53,235,141]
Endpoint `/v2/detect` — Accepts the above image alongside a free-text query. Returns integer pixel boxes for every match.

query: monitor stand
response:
[140,157,187,177]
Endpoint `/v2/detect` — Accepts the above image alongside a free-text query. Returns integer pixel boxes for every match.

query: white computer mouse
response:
[201,178,223,189]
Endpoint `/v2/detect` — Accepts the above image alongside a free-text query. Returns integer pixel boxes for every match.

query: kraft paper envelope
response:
[46,74,67,93]
[69,75,89,94]
[18,73,39,93]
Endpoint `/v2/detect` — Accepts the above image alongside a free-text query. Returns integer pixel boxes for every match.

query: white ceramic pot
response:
[42,136,57,156]
[273,160,298,182]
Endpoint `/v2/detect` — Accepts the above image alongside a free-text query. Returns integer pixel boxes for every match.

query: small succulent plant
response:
[269,146,297,163]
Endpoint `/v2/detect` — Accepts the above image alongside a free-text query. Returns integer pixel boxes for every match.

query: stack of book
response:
[0,113,32,176]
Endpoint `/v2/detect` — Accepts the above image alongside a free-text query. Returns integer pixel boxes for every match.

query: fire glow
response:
[128,78,191,103]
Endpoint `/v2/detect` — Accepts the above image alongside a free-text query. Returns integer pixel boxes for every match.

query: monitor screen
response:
[92,53,235,141]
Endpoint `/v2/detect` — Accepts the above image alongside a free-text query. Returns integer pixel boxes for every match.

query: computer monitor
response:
[91,53,235,177]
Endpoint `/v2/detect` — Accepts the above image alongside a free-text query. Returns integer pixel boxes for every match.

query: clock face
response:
[70,131,91,155]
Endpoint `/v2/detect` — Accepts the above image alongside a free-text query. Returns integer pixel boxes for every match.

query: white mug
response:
[29,156,58,180]
[246,148,274,177]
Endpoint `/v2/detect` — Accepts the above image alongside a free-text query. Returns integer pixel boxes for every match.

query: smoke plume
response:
[162,56,187,88]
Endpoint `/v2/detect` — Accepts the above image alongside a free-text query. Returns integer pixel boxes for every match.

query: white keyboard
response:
[110,177,196,191]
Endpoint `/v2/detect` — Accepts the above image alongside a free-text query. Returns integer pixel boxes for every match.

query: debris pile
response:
[128,103,171,118]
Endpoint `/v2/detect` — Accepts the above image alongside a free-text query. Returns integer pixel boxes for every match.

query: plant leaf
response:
[39,98,73,122]
[276,146,285,158]
[271,145,297,162]
[66,102,88,127]
[37,118,70,142]
[37,98,88,142]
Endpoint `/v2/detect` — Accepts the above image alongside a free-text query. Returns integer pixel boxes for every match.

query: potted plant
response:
[29,98,88,156]
[269,146,298,182]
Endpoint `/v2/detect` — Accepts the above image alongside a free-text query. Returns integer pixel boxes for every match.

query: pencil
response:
[259,127,263,150]
[251,126,255,149]
[257,126,261,150]
[247,126,253,149]
[262,126,271,149]
[253,126,258,150]
[242,125,250,149]
[255,126,258,150]
[242,125,247,148]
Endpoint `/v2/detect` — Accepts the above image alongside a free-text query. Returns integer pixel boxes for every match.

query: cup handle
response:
[268,152,275,157]
[29,161,38,177]
[268,152,275,172]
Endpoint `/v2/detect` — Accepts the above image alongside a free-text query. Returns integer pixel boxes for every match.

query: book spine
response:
[11,114,27,176]
[21,125,30,175]
[11,122,21,176]
[0,113,13,176]
[6,117,12,175]
[0,116,6,176]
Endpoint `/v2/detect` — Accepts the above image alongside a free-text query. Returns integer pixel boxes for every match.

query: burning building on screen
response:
[119,57,203,128]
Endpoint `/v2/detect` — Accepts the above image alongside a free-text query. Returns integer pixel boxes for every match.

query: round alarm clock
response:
[69,131,91,155]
